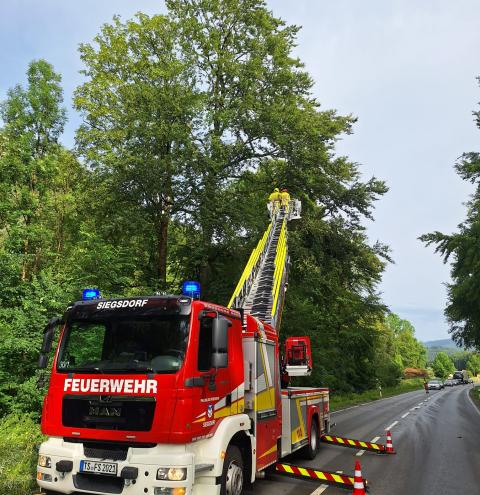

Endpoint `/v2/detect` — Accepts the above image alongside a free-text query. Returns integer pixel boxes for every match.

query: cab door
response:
[189,313,234,438]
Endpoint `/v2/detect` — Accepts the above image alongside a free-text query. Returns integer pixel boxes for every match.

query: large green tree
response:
[466,353,480,376]
[75,14,199,287]
[0,60,84,413]
[421,77,480,349]
[385,313,427,369]
[431,351,455,379]
[166,0,318,290]
[0,59,67,281]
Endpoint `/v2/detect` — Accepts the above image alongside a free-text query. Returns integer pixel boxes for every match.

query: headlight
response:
[38,455,51,468]
[156,467,187,481]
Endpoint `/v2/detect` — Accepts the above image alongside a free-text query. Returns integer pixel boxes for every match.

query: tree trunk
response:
[157,216,169,286]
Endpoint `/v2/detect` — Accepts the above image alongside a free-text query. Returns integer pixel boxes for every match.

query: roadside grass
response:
[330,378,425,412]
[468,385,480,412]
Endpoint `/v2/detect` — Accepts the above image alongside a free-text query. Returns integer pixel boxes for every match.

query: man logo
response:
[207,404,213,419]
[89,406,122,417]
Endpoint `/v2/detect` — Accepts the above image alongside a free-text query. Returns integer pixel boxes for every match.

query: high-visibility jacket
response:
[268,191,281,202]
[280,191,290,205]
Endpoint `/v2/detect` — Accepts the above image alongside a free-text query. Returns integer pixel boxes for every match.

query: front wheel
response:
[302,420,319,460]
[220,445,244,495]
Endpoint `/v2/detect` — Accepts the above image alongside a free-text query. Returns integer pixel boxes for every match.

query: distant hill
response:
[424,338,460,349]
[423,338,464,362]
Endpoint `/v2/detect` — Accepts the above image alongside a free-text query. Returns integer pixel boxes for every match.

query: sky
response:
[1,0,479,341]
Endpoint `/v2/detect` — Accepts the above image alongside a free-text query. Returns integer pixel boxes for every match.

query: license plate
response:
[80,460,118,476]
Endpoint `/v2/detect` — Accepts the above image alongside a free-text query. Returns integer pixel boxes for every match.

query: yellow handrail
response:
[227,223,272,308]
[271,219,287,317]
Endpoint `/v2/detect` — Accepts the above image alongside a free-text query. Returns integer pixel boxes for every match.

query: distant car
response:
[427,380,444,390]
[468,378,474,384]
[453,370,469,384]
[444,379,455,387]
[452,379,462,386]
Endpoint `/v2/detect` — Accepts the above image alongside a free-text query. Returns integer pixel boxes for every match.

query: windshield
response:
[57,315,190,373]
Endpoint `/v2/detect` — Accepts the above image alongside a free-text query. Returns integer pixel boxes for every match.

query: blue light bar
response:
[181,281,201,299]
[82,288,100,300]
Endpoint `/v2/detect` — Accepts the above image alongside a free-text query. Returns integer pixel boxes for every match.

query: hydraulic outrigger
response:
[274,462,369,491]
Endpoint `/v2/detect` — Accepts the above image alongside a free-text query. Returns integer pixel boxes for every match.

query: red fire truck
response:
[36,199,330,495]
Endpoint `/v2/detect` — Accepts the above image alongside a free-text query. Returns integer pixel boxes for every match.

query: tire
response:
[302,419,319,460]
[220,445,244,495]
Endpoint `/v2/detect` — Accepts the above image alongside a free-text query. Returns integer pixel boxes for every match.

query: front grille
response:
[74,473,124,494]
[83,442,128,461]
[63,395,155,431]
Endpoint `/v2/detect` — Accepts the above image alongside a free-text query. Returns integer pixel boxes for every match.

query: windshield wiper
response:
[123,360,155,373]
[124,366,155,373]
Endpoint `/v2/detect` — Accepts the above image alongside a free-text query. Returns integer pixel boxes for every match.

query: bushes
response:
[376,360,403,387]
[0,414,43,495]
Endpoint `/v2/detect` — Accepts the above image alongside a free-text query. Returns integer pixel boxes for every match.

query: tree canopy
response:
[431,352,455,379]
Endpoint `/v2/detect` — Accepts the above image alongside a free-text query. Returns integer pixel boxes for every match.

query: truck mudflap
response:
[273,462,369,491]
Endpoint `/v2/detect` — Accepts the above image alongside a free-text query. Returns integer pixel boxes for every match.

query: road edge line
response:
[467,387,480,418]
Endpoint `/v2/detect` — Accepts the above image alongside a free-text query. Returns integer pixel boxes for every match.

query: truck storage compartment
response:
[281,387,329,457]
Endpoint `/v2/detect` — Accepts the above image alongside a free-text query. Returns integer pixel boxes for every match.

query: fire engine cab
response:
[37,198,330,495]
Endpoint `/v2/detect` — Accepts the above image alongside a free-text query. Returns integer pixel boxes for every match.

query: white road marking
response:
[310,485,329,495]
[401,412,410,418]
[385,420,398,430]
[356,436,380,457]
[466,387,480,418]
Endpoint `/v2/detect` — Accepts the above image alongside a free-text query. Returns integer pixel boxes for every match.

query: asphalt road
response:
[253,385,480,495]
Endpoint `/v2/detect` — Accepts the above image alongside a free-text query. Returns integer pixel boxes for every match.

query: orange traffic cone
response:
[352,460,366,494]
[386,430,396,454]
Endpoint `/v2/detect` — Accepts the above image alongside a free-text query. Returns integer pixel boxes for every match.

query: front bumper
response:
[37,437,218,495]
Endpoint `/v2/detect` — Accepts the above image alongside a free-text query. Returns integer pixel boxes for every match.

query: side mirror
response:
[211,317,230,369]
[41,328,55,354]
[211,352,228,368]
[38,353,49,369]
[38,317,63,369]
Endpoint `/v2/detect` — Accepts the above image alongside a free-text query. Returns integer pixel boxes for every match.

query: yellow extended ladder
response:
[228,199,300,329]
